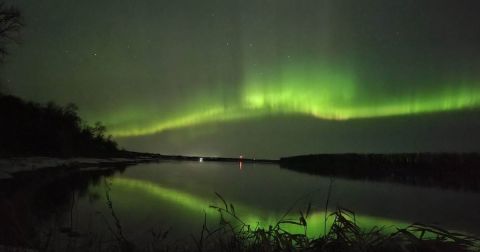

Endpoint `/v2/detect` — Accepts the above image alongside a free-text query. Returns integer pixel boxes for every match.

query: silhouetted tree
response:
[0,2,119,157]
[0,2,22,93]
[0,2,22,60]
[0,95,119,157]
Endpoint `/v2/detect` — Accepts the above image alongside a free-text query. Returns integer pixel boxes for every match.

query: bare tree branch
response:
[0,2,23,61]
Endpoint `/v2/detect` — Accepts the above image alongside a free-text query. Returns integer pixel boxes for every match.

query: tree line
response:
[0,3,119,157]
[0,94,118,157]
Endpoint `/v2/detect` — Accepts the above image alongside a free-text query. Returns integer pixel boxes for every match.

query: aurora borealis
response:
[3,0,480,157]
[104,176,407,237]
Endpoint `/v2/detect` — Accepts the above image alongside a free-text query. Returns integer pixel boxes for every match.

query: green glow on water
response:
[110,177,407,236]
[107,61,480,137]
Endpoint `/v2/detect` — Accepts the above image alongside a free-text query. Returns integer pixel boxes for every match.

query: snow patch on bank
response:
[0,157,145,179]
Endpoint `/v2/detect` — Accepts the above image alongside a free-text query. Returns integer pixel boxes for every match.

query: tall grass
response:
[2,192,479,252]
[192,194,480,252]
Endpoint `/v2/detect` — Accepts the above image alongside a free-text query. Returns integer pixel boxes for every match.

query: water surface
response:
[3,160,480,248]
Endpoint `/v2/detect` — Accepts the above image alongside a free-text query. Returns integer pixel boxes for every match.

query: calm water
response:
[5,160,480,248]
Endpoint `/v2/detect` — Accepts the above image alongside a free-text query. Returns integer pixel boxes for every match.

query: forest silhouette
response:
[0,94,118,157]
[0,3,118,157]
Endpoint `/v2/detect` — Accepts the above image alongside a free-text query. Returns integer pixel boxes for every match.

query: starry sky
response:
[2,0,480,158]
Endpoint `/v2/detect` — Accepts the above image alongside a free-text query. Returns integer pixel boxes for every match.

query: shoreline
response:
[2,152,480,191]
[0,152,278,180]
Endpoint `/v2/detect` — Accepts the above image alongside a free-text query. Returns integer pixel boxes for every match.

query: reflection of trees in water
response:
[280,153,480,191]
[0,166,126,248]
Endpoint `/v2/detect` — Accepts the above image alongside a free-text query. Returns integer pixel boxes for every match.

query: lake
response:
[2,160,480,249]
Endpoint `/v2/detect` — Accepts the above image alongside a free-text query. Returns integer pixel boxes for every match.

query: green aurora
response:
[108,62,480,137]
[106,177,407,236]
[4,0,480,154]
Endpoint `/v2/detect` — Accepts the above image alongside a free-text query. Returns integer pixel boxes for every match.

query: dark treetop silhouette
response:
[0,95,118,157]
[0,2,21,61]
[0,3,118,157]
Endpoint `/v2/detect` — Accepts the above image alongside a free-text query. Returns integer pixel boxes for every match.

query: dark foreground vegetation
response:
[74,197,480,252]
[3,191,480,251]
[280,153,480,191]
[195,197,480,252]
[0,165,479,252]
[0,93,119,157]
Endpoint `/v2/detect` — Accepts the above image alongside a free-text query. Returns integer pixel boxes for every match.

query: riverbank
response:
[0,152,277,180]
[279,153,480,191]
[3,151,480,192]
[1,153,480,251]
[0,154,156,180]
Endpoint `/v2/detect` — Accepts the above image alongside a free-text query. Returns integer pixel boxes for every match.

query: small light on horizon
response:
[199,157,203,162]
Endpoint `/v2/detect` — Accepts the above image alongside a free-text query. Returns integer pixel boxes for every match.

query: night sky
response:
[3,0,480,158]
